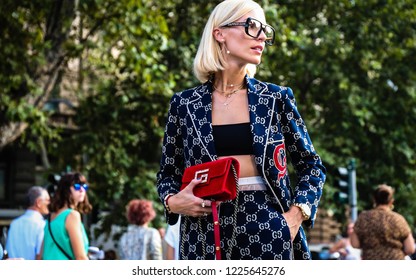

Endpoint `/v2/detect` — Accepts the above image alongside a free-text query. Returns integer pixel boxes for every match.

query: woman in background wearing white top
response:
[118,199,162,260]
[164,217,180,260]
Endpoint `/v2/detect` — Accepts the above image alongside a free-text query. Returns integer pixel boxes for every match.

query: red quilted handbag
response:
[180,157,240,260]
[180,157,240,201]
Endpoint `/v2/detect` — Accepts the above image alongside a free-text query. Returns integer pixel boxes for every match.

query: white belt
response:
[238,176,267,191]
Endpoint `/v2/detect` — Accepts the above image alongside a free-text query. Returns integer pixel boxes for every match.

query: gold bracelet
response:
[164,193,175,214]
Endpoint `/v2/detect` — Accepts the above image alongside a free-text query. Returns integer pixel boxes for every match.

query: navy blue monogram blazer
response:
[157,76,326,229]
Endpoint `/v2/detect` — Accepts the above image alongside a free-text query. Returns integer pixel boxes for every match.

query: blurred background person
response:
[41,172,92,260]
[118,199,162,260]
[164,217,180,260]
[329,222,361,260]
[158,226,167,259]
[351,184,415,259]
[5,186,50,260]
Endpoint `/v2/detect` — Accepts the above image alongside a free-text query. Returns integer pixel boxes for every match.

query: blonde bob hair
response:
[193,0,264,83]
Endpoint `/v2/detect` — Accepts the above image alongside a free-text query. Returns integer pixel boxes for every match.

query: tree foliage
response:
[61,0,174,229]
[1,0,415,236]
[260,0,416,225]
[0,0,77,150]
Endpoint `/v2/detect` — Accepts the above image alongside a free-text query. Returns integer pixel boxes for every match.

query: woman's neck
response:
[214,71,246,92]
[375,204,391,211]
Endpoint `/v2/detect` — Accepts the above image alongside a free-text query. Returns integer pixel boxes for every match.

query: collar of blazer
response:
[184,75,281,162]
[186,75,270,102]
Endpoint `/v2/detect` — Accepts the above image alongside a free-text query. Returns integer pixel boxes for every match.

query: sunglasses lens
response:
[74,183,88,191]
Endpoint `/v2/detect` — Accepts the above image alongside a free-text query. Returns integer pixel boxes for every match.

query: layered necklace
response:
[213,82,244,109]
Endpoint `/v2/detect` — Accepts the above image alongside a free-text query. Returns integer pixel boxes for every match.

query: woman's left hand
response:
[282,206,304,242]
[168,178,213,217]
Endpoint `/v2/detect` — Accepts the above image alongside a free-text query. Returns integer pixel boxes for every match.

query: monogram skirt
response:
[179,176,308,260]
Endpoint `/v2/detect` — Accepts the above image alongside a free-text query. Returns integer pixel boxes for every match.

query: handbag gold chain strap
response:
[180,164,239,260]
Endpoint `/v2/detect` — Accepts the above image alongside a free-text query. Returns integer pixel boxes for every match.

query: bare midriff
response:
[218,154,259,178]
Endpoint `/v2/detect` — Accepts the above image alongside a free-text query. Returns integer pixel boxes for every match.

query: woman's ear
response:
[213,28,225,43]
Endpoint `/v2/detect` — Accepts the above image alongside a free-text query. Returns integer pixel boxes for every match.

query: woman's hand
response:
[282,206,304,242]
[168,179,213,217]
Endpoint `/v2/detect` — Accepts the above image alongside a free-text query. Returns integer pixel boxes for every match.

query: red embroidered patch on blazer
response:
[273,142,287,180]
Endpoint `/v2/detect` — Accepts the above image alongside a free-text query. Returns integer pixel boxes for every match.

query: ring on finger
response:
[201,200,206,208]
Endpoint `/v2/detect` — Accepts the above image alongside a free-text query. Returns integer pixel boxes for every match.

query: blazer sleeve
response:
[156,93,184,225]
[281,87,326,227]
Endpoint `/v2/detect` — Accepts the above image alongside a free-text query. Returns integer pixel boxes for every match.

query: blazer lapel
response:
[185,78,277,164]
[186,82,217,162]
[247,78,276,158]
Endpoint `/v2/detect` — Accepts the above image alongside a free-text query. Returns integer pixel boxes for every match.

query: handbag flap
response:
[181,158,233,187]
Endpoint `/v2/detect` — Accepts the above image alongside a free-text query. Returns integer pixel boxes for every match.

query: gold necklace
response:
[215,82,243,89]
[213,85,244,109]
[224,82,243,88]
[213,83,244,98]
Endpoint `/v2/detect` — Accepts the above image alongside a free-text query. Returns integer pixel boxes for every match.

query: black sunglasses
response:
[221,17,275,46]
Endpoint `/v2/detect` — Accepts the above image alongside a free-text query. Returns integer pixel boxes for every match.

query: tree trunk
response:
[0,0,76,150]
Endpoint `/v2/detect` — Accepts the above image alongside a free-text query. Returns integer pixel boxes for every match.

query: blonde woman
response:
[156,0,326,260]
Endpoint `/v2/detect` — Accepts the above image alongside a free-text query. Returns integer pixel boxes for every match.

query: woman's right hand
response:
[168,179,213,217]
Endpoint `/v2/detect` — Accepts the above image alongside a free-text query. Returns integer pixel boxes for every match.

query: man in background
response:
[5,186,50,260]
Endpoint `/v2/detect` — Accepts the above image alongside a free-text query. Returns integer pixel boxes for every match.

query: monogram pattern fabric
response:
[180,190,311,260]
[157,76,326,259]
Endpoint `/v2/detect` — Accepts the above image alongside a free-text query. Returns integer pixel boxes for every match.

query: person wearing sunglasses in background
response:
[41,172,92,260]
[157,0,326,260]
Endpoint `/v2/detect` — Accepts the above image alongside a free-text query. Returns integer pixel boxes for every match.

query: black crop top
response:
[212,122,254,156]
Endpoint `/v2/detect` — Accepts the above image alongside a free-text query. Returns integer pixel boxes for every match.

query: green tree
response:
[0,0,77,153]
[0,0,174,233]
[1,0,415,237]
[261,0,416,224]
[67,0,173,230]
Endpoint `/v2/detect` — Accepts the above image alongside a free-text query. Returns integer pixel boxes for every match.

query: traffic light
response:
[333,159,358,222]
[334,166,349,204]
